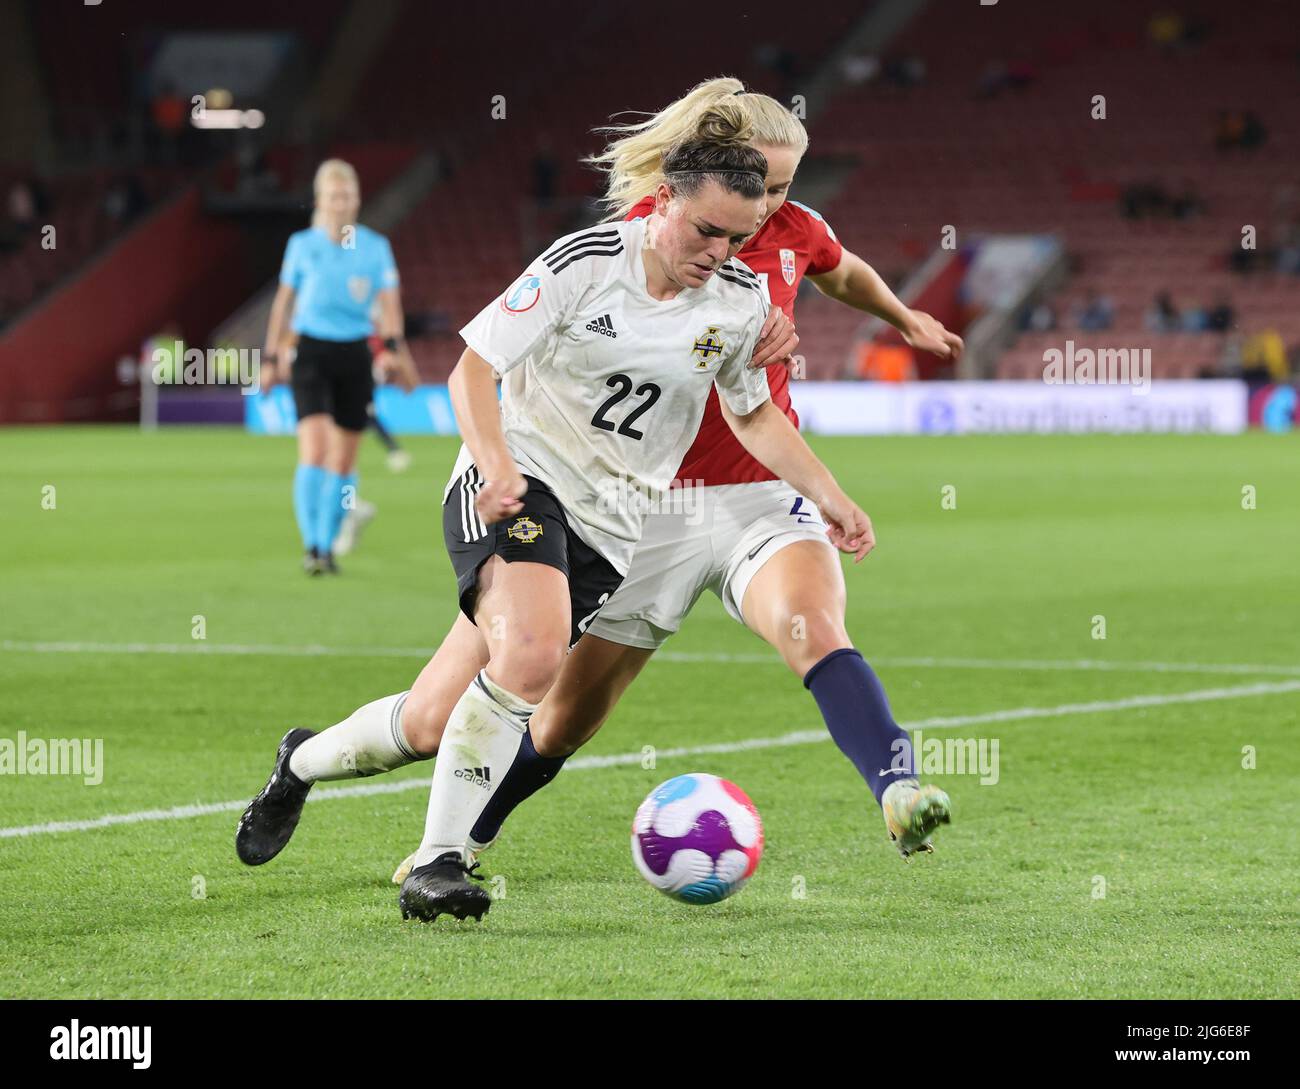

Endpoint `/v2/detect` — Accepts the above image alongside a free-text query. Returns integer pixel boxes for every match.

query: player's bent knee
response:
[488,643,567,705]
[399,691,445,757]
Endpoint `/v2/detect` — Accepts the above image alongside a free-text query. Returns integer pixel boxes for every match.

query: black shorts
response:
[291,334,373,431]
[443,470,624,648]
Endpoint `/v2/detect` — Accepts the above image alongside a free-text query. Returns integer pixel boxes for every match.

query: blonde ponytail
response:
[587,76,809,220]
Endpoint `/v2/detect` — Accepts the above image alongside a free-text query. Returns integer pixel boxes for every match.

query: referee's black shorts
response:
[291,334,373,431]
[444,469,624,649]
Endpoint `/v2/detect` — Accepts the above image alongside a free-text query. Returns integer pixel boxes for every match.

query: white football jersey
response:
[447,217,771,574]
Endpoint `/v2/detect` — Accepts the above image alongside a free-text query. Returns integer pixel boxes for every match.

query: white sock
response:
[411,671,536,868]
[288,691,421,783]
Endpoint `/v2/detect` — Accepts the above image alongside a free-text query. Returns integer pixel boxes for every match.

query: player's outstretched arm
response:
[718,398,875,562]
[809,249,963,361]
[447,347,526,523]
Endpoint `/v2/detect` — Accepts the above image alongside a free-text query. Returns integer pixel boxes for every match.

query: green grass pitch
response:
[1,426,1297,999]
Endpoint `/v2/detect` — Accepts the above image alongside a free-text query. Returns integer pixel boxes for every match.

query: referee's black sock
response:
[368,411,401,453]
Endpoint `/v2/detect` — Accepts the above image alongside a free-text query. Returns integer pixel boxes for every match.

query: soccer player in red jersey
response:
[513,78,963,862]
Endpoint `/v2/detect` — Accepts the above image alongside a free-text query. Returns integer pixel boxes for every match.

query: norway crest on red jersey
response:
[779,248,796,285]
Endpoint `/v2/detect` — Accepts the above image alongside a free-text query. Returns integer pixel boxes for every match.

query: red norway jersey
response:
[626,196,843,485]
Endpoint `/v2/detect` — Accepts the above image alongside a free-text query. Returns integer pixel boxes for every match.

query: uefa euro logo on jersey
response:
[347,275,371,303]
[507,516,543,543]
[691,325,726,370]
[502,273,542,314]
[780,249,796,286]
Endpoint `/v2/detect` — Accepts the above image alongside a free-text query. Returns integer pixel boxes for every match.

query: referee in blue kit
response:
[261,158,414,574]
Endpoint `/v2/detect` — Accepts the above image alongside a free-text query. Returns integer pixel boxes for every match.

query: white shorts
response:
[585,479,833,650]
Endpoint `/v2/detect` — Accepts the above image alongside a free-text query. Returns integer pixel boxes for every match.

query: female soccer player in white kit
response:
[237,114,873,922]
[381,83,957,871]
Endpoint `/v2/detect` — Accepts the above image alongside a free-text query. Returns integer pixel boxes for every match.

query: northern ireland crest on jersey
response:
[347,275,372,303]
[691,325,727,370]
[507,516,543,543]
[779,249,797,285]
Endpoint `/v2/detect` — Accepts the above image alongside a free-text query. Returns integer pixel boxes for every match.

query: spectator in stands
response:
[1020,301,1057,332]
[103,174,149,225]
[1216,109,1268,150]
[1274,220,1300,275]
[754,42,800,99]
[1075,290,1114,331]
[1214,110,1245,150]
[977,58,1038,99]
[1181,303,1208,332]
[1004,60,1038,91]
[883,55,926,89]
[1147,11,1186,50]
[531,134,558,205]
[1147,11,1210,51]
[1,194,29,252]
[1120,180,1170,219]
[235,145,281,198]
[1241,110,1267,149]
[1,178,49,252]
[1144,291,1181,333]
[1120,180,1204,220]
[976,60,1010,98]
[1206,293,1236,332]
[840,54,880,86]
[150,80,188,161]
[7,180,36,232]
[1171,180,1204,219]
[1241,329,1289,382]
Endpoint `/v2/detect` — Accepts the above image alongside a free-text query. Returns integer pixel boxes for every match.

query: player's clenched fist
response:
[818,490,875,563]
[902,309,964,361]
[475,473,527,524]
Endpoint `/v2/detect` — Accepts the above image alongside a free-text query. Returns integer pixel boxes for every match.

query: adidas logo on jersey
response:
[454,766,492,789]
[585,314,617,338]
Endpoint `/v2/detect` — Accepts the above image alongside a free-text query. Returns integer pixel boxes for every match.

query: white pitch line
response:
[4,639,1300,678]
[2,678,1297,841]
[855,655,1300,679]
[0,639,429,660]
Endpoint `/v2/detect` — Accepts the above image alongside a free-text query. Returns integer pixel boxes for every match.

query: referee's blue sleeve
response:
[379,237,400,290]
[279,234,303,289]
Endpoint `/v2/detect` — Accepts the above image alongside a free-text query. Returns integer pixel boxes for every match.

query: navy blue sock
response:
[803,648,914,806]
[469,728,566,847]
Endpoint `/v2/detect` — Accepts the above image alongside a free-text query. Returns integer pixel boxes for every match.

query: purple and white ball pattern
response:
[631,773,764,904]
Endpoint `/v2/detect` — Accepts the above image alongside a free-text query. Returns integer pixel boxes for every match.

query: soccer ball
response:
[631,773,764,904]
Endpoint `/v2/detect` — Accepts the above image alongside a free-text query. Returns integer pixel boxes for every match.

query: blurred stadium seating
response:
[2,0,1297,416]
[805,0,1300,379]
